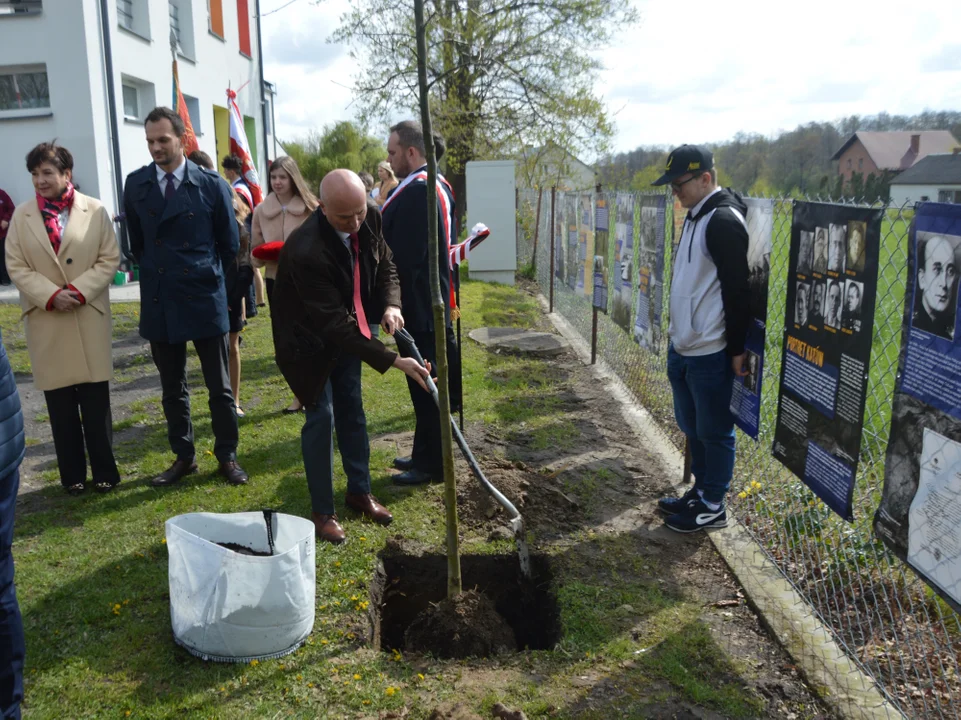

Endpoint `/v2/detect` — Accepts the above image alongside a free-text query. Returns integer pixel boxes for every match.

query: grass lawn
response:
[0,279,776,719]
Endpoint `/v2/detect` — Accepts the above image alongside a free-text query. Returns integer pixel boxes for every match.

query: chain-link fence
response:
[517,187,961,720]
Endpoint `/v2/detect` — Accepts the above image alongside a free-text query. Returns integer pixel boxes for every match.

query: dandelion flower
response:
[249,659,259,667]
[418,673,425,681]
[353,673,361,680]
[386,686,396,696]
[738,492,747,499]
[334,561,341,567]
[297,674,303,681]
[321,639,328,645]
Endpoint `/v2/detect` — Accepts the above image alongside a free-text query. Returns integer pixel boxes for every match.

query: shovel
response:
[394,328,532,580]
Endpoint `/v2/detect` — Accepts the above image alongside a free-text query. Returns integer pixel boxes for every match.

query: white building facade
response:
[0,0,275,221]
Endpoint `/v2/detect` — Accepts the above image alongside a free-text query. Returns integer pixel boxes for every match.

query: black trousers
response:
[150,335,238,463]
[265,277,275,307]
[43,381,120,489]
[399,327,461,475]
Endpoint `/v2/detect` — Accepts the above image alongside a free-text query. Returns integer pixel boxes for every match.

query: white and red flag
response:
[448,223,491,268]
[226,88,263,206]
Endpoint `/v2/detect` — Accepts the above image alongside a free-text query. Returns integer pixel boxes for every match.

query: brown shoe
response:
[151,458,197,487]
[345,492,393,526]
[311,513,346,544]
[219,460,249,485]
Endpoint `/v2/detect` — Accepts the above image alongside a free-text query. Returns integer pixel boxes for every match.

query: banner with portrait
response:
[577,193,594,297]
[772,202,882,521]
[593,194,610,312]
[730,198,774,439]
[875,202,961,612]
[611,193,635,333]
[566,193,578,291]
[554,192,566,285]
[633,195,667,352]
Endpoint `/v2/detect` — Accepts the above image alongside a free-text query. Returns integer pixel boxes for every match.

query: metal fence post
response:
[549,186,556,313]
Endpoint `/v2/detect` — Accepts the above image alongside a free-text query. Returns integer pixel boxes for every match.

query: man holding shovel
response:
[271,170,430,544]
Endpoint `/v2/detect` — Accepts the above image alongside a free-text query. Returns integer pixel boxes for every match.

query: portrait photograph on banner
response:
[577,193,594,297]
[772,202,883,521]
[554,193,566,285]
[592,194,610,312]
[611,193,635,333]
[730,198,774,439]
[566,194,578,291]
[633,195,666,352]
[875,202,961,612]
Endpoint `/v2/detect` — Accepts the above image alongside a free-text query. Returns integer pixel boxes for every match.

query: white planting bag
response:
[165,511,316,662]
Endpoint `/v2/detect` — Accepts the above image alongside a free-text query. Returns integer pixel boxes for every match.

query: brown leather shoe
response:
[345,492,393,526]
[151,458,197,487]
[311,513,346,544]
[219,460,249,485]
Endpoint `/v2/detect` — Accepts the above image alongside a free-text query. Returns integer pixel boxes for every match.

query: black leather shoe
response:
[393,456,414,471]
[151,458,197,487]
[220,460,249,486]
[393,468,441,486]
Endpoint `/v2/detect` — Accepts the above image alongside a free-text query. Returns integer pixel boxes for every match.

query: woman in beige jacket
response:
[6,142,121,495]
[251,156,317,413]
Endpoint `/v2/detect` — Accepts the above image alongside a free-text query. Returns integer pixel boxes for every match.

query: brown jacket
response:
[271,202,401,406]
[5,193,120,390]
[251,193,312,279]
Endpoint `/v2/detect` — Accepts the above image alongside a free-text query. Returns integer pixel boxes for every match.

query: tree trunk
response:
[415,0,462,600]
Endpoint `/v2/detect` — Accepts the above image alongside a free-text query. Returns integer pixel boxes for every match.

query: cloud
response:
[794,82,867,105]
[922,44,961,73]
[263,1,345,70]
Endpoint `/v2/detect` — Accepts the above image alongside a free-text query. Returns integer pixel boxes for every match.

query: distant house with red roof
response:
[831,131,959,183]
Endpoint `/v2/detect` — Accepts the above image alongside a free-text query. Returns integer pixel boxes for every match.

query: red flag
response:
[172,59,199,156]
[226,88,263,206]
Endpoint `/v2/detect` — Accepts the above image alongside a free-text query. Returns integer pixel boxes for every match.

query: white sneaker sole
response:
[664,517,729,533]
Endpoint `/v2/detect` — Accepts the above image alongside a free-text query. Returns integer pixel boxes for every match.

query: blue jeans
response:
[667,346,735,505]
[0,470,23,720]
[302,348,372,515]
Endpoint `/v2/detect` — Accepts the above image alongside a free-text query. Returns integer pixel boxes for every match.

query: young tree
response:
[282,122,385,192]
[333,0,637,221]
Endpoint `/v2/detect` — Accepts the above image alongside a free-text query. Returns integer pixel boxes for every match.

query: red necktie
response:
[350,233,371,339]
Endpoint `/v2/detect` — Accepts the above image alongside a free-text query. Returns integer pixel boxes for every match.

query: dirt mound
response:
[404,589,515,658]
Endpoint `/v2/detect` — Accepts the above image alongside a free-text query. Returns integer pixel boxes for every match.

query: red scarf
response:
[36,182,75,255]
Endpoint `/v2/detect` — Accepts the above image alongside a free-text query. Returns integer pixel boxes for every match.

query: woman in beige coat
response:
[5,142,121,495]
[251,155,317,413]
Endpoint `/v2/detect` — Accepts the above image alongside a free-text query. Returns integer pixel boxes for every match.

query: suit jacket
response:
[123,160,239,344]
[5,193,119,390]
[381,171,456,332]
[271,201,401,406]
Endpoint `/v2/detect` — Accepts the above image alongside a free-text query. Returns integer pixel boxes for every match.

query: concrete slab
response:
[0,282,141,305]
[467,326,569,357]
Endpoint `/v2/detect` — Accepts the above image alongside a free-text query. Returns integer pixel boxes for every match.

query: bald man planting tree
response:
[271,170,430,544]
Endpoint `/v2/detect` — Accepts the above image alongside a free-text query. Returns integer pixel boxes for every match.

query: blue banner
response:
[592,194,610,311]
[611,193,635,333]
[633,195,666,352]
[731,198,774,439]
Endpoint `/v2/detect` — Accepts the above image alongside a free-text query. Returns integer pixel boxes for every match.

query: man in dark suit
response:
[124,107,248,487]
[271,170,429,543]
[382,120,459,485]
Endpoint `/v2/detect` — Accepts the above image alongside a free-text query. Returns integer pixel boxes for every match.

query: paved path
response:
[0,282,141,305]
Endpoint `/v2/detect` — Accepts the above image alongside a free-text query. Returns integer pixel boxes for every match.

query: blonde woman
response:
[371,161,398,206]
[6,142,121,495]
[251,156,318,413]
[226,195,254,417]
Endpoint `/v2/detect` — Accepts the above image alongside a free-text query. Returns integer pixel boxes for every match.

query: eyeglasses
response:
[670,175,699,193]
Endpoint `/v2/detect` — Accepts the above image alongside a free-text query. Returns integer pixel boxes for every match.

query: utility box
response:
[466,160,516,285]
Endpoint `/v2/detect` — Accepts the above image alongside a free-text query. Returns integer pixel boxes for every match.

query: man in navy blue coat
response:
[0,328,25,719]
[124,107,248,486]
[382,120,460,485]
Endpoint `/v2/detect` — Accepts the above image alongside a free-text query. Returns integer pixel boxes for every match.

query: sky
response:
[260,0,961,156]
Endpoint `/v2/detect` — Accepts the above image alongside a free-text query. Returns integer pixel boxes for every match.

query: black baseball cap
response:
[652,145,714,186]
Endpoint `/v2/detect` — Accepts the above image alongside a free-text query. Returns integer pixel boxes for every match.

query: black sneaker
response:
[664,497,728,533]
[656,486,699,516]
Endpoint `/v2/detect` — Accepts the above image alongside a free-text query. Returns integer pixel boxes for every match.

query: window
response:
[236,0,250,57]
[0,1,43,16]
[117,0,133,29]
[120,75,155,122]
[183,93,201,135]
[122,83,139,119]
[847,158,852,169]
[169,0,180,43]
[858,158,863,170]
[0,65,50,113]
[208,0,223,38]
[938,190,961,204]
[920,196,930,202]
